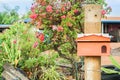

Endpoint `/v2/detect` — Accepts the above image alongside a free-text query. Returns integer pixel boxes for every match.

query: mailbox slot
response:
[101,45,107,53]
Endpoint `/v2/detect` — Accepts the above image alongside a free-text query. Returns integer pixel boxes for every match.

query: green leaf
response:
[101,67,119,74]
[110,56,120,69]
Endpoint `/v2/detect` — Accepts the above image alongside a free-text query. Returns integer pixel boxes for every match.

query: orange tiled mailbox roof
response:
[76,34,110,42]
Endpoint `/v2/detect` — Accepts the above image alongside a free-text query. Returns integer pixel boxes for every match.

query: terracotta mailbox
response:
[76,34,110,56]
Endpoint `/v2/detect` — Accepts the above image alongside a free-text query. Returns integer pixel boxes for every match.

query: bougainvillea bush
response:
[30,0,84,78]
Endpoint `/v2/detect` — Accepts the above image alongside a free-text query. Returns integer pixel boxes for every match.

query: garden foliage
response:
[0,0,112,80]
[0,23,61,80]
[0,6,19,24]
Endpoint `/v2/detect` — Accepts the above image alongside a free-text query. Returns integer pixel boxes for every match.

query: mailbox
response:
[76,34,110,56]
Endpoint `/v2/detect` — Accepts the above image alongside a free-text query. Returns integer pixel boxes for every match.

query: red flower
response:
[46,5,53,13]
[101,10,106,15]
[33,41,38,48]
[57,26,63,32]
[13,40,17,44]
[61,7,65,12]
[41,1,46,6]
[30,13,37,19]
[61,15,66,19]
[74,9,79,14]
[38,33,44,42]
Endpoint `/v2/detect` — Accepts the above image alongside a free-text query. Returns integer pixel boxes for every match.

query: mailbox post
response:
[76,34,110,80]
[76,4,110,80]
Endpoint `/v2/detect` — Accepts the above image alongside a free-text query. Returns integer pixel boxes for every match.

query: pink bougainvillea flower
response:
[31,3,37,12]
[41,1,46,6]
[101,10,106,15]
[66,1,71,9]
[38,33,45,42]
[13,40,17,44]
[31,6,35,13]
[61,7,65,12]
[30,13,37,19]
[33,41,38,48]
[56,10,59,14]
[52,25,57,31]
[46,5,53,13]
[74,9,79,14]
[37,21,42,26]
[61,15,66,19]
[57,26,63,32]
[64,3,67,7]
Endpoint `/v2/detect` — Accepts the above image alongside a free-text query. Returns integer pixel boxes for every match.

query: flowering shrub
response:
[30,0,84,79]
[30,0,83,53]
[30,0,111,49]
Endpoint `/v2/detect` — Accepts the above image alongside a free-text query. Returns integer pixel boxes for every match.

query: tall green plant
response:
[0,6,19,24]
[0,23,32,67]
[0,22,39,77]
[0,22,64,80]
